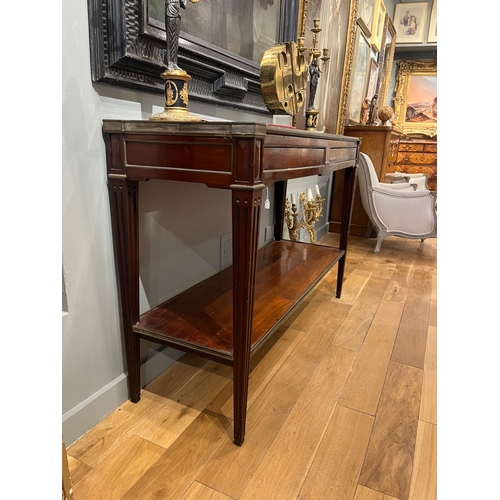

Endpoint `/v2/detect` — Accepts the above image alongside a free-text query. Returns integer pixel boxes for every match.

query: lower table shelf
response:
[133,240,343,364]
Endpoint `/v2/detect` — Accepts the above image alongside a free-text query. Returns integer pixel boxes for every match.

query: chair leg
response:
[374,231,387,253]
[364,220,373,239]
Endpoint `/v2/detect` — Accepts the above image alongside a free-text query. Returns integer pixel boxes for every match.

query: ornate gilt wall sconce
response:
[284,187,324,244]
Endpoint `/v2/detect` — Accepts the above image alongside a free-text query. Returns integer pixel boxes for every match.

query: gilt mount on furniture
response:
[102,120,359,445]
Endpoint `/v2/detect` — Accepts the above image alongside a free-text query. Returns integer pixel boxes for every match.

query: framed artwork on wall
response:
[393,59,437,137]
[87,0,300,114]
[427,0,437,43]
[357,0,376,38]
[347,27,372,125]
[366,58,379,102]
[370,0,386,52]
[308,0,355,134]
[394,2,429,44]
[376,15,397,107]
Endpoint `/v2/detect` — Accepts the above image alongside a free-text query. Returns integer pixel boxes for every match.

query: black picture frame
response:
[87,0,300,114]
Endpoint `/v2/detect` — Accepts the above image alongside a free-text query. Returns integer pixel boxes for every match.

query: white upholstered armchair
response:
[357,153,437,253]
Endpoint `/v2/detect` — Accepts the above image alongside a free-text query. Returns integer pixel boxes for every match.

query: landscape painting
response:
[405,74,437,123]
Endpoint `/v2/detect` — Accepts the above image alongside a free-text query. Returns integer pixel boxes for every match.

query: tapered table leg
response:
[336,165,357,298]
[273,180,287,241]
[231,186,263,446]
[108,177,141,402]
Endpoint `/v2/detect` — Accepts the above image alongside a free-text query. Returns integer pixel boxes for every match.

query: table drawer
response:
[398,143,424,152]
[397,152,437,165]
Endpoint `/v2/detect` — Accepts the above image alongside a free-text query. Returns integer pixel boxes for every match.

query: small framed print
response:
[394,2,429,44]
[371,0,387,52]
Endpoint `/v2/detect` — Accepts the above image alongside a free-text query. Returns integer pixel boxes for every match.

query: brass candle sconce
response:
[284,187,324,244]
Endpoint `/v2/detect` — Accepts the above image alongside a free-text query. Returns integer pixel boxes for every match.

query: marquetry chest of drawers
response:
[396,138,438,191]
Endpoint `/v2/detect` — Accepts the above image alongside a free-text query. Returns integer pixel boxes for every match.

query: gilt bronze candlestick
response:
[299,19,329,131]
[150,0,202,122]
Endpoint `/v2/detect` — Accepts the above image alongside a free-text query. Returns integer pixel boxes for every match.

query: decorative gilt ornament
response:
[165,81,178,107]
[180,83,189,106]
[260,41,308,117]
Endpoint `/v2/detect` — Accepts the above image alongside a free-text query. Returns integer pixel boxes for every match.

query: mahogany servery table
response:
[102,121,360,445]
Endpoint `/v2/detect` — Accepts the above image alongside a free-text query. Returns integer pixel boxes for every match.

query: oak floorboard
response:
[181,482,235,500]
[207,325,303,418]
[281,286,331,332]
[332,276,391,351]
[408,421,437,500]
[143,353,212,397]
[359,361,423,500]
[335,270,371,305]
[121,410,231,500]
[391,268,433,369]
[67,454,92,488]
[67,396,167,468]
[71,435,165,500]
[429,299,437,327]
[419,325,437,424]
[297,405,374,500]
[339,300,404,415]
[239,345,357,500]
[383,237,409,252]
[66,353,211,467]
[196,300,352,499]
[131,362,232,449]
[383,269,411,304]
[353,484,399,500]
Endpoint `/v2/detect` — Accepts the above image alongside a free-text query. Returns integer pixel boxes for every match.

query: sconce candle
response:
[315,185,320,196]
[291,193,297,205]
[307,188,314,201]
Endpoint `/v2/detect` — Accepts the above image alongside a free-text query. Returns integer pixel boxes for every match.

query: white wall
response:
[61,0,330,446]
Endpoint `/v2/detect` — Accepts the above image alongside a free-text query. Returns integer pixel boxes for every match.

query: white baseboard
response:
[316,222,329,241]
[62,347,184,446]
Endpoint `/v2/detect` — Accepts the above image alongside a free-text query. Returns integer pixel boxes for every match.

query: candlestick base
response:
[149,108,202,122]
[305,108,319,131]
[149,70,202,122]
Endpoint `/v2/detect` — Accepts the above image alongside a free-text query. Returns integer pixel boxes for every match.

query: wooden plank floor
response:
[67,233,437,500]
